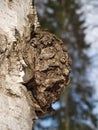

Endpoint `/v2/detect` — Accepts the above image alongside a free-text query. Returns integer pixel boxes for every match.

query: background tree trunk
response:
[0,0,36,130]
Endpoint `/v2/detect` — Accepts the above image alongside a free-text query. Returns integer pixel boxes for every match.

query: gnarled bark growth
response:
[23,30,71,117]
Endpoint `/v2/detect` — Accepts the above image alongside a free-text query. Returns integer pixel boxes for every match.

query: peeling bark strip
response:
[0,0,71,130]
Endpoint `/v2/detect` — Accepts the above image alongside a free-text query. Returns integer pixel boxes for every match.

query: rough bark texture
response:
[0,0,71,130]
[24,30,71,117]
[0,0,37,130]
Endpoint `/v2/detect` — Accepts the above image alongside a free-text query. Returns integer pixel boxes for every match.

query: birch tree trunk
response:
[0,0,36,129]
[0,0,71,130]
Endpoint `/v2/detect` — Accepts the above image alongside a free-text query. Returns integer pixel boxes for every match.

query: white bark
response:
[0,0,36,130]
[0,0,33,41]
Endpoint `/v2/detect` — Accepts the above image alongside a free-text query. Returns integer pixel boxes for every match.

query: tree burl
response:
[23,30,71,117]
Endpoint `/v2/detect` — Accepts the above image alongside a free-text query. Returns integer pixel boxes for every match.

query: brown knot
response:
[23,30,71,117]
